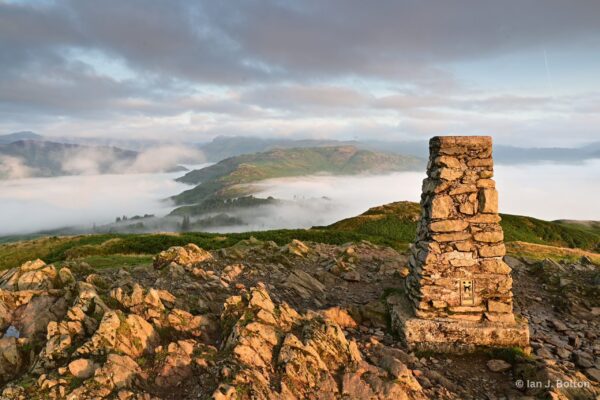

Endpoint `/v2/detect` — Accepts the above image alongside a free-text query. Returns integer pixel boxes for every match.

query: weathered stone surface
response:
[391,295,528,352]
[68,358,97,379]
[473,230,504,243]
[0,259,57,291]
[94,354,140,390]
[487,300,512,313]
[284,239,310,256]
[435,155,461,169]
[467,158,493,167]
[320,307,357,328]
[154,340,195,387]
[480,259,511,274]
[478,188,498,213]
[467,214,501,223]
[435,167,463,181]
[429,220,469,232]
[431,232,471,242]
[479,244,506,257]
[76,310,158,358]
[476,179,495,188]
[430,195,454,219]
[283,269,326,301]
[153,243,213,269]
[13,294,67,338]
[449,184,477,195]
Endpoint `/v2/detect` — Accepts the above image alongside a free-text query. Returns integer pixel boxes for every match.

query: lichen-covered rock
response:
[109,283,168,321]
[214,286,423,400]
[166,308,218,341]
[153,243,214,269]
[76,310,158,358]
[0,259,57,291]
[154,340,195,387]
[67,354,141,399]
[68,358,98,379]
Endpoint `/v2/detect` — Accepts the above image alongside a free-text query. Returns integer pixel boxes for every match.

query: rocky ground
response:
[0,238,598,399]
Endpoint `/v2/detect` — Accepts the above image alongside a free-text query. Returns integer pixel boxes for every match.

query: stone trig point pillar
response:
[391,136,529,352]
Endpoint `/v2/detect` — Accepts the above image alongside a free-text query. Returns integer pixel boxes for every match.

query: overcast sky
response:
[1,0,599,146]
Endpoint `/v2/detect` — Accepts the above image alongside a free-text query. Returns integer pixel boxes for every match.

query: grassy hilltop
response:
[329,201,600,253]
[1,201,598,271]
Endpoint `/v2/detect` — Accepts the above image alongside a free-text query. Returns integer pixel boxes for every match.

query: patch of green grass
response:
[328,201,599,253]
[0,229,398,270]
[80,254,153,269]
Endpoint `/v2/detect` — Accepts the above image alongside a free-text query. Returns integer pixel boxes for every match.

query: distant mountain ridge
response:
[198,135,600,165]
[4,131,599,166]
[0,131,43,144]
[0,140,139,179]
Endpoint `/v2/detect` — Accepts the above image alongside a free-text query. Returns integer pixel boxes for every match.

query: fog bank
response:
[252,160,600,224]
[0,161,597,236]
[0,170,198,235]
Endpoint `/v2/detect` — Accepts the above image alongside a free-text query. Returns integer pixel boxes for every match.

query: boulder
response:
[94,354,140,390]
[153,244,213,269]
[283,269,325,301]
[68,358,97,379]
[77,311,158,358]
[154,340,195,387]
[320,307,358,329]
[0,260,57,291]
[284,239,310,257]
[13,294,67,338]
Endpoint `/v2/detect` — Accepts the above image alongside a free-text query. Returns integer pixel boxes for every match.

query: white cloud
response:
[128,145,205,173]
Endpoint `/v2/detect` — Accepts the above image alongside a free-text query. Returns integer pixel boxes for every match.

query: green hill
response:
[327,201,600,252]
[171,146,423,212]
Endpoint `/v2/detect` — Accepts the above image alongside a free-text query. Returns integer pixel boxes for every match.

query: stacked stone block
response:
[405,136,515,324]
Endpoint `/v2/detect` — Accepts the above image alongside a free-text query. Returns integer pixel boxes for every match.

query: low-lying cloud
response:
[0,170,192,235]
[127,145,205,173]
[0,161,597,236]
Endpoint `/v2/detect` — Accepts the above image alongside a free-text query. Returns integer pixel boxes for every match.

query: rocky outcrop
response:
[76,310,158,358]
[0,259,57,291]
[0,240,596,399]
[153,243,214,269]
[214,286,424,400]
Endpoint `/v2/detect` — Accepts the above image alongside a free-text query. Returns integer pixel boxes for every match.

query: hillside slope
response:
[172,146,423,211]
[328,201,600,252]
